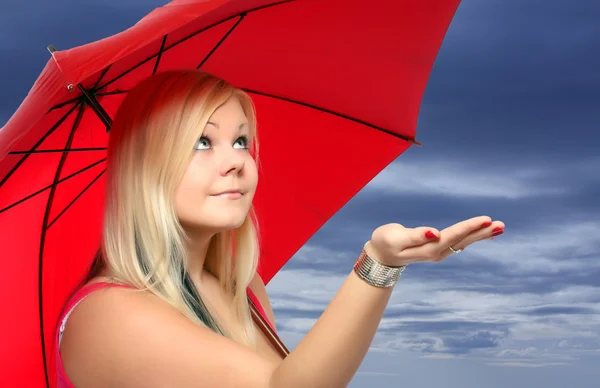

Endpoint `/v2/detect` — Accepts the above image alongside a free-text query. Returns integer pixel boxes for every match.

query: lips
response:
[211,189,244,199]
[211,189,243,196]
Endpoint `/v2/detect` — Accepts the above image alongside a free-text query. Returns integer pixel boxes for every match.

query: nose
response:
[220,149,245,176]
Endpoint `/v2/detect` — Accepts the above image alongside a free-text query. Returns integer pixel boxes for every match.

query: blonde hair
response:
[90,70,261,348]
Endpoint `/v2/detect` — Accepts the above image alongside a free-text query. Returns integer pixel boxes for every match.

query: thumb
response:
[404,226,440,248]
[371,224,440,259]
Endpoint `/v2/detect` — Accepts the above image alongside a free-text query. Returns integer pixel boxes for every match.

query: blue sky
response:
[2,1,599,387]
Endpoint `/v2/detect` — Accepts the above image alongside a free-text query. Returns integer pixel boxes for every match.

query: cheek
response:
[246,157,259,191]
[175,162,213,213]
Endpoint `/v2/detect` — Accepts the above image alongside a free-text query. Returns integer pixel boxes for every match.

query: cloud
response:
[355,372,400,377]
[485,362,569,368]
[363,159,578,200]
[268,229,600,367]
[457,220,600,273]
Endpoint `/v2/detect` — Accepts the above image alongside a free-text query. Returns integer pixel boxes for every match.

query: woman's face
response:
[175,97,258,233]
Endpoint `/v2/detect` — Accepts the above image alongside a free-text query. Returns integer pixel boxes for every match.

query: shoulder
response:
[248,272,277,328]
[60,283,277,387]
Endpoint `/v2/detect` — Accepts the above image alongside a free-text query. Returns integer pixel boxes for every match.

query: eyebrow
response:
[206,122,248,132]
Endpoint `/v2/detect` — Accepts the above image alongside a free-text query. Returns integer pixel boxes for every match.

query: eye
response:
[233,135,249,150]
[195,136,211,150]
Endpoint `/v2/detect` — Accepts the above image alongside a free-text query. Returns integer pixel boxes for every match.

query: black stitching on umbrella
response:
[95,0,294,92]
[47,169,106,229]
[0,102,81,187]
[9,147,107,155]
[197,13,245,69]
[153,35,168,75]
[38,103,84,388]
[0,158,106,215]
[244,89,422,145]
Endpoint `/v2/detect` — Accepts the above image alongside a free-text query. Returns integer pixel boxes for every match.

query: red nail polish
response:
[425,231,438,239]
[492,231,503,237]
[481,221,492,228]
[492,227,503,233]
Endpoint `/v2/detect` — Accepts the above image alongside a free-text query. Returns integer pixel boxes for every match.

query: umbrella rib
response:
[0,158,106,215]
[94,0,295,93]
[47,169,106,229]
[48,66,110,113]
[38,103,85,388]
[49,98,80,113]
[93,65,112,90]
[78,85,113,129]
[153,35,168,75]
[0,102,81,188]
[9,147,107,155]
[95,90,128,97]
[244,89,422,145]
[196,14,245,69]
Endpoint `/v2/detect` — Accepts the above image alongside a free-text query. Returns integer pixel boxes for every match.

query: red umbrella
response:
[0,0,460,386]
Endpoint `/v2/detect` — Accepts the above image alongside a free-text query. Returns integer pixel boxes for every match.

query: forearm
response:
[269,269,393,388]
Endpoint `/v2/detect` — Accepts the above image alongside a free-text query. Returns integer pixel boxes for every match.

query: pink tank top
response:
[54,282,274,388]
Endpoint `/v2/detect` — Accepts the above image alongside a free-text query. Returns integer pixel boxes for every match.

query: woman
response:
[55,70,504,388]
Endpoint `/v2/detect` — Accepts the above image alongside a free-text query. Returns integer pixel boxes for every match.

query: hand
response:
[365,216,505,267]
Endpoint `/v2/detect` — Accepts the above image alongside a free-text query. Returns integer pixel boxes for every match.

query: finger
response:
[457,221,505,247]
[438,216,492,249]
[439,221,504,259]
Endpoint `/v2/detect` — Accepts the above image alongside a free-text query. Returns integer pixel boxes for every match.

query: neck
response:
[185,228,216,285]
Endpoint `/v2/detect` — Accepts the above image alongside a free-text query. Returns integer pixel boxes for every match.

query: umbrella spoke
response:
[0,102,81,187]
[95,0,294,93]
[93,65,112,89]
[244,89,422,146]
[49,98,80,113]
[95,90,129,97]
[153,35,167,75]
[196,14,245,70]
[9,147,107,155]
[78,85,112,130]
[47,169,106,229]
[48,66,112,112]
[0,158,106,215]
[37,102,84,388]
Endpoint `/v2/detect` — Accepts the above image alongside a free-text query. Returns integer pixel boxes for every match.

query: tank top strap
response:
[246,287,275,332]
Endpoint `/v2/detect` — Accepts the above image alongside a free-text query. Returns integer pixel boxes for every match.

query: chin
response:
[201,214,248,233]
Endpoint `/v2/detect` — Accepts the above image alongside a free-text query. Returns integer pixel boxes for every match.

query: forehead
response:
[207,98,248,125]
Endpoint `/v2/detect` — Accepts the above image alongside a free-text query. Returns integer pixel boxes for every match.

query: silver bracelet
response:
[353,246,405,288]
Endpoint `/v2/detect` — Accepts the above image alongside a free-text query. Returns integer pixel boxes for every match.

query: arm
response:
[61,217,500,388]
[61,269,390,388]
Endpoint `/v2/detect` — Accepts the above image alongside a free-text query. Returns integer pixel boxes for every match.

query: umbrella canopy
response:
[0,0,460,386]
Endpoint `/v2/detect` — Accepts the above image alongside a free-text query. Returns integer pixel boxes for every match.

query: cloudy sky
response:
[2,0,599,387]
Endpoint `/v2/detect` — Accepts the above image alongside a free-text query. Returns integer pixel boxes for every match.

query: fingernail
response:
[425,231,438,239]
[481,221,492,228]
[492,227,504,236]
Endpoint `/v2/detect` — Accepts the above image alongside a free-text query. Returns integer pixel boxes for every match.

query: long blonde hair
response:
[89,70,261,348]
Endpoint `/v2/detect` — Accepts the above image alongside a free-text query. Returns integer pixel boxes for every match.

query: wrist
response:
[353,243,406,288]
[364,241,407,267]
